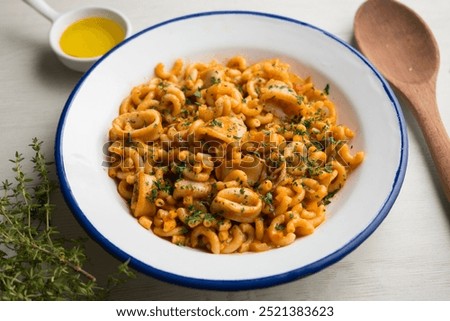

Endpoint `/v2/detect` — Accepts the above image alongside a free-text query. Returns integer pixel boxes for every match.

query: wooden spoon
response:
[354,0,450,201]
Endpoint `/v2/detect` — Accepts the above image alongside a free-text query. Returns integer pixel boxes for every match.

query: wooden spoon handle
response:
[399,82,450,201]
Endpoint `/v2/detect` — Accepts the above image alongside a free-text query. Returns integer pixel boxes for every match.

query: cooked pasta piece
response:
[106,56,364,254]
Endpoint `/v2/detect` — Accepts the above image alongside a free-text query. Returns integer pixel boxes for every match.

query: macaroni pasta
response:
[107,56,364,254]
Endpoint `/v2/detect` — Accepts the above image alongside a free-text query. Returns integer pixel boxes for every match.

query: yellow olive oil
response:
[60,17,125,58]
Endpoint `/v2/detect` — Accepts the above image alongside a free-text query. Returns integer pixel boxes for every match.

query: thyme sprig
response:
[0,138,134,300]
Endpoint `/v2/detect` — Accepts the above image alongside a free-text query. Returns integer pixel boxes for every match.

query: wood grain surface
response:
[354,0,450,200]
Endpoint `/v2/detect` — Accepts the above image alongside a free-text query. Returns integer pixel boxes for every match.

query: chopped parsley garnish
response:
[186,210,203,225]
[172,162,186,177]
[261,192,273,205]
[209,119,223,127]
[323,163,333,173]
[147,178,173,202]
[302,118,314,129]
[146,188,158,202]
[293,127,307,136]
[194,89,202,98]
[154,179,173,194]
[323,83,330,95]
[275,224,286,231]
[210,76,221,85]
[185,205,216,226]
[322,188,340,205]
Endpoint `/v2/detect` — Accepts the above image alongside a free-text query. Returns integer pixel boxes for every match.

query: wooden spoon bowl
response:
[354,0,450,201]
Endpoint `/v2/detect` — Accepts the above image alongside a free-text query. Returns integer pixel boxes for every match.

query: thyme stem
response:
[29,242,97,282]
[0,138,134,300]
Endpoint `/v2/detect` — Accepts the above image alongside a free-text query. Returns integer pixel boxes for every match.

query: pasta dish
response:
[107,56,364,254]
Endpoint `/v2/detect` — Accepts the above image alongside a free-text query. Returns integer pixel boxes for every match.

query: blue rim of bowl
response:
[55,10,408,291]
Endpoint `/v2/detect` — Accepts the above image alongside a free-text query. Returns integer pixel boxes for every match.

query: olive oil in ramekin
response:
[59,17,125,58]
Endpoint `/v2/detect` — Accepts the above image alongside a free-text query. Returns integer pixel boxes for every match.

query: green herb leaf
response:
[0,139,135,300]
[209,119,223,127]
[261,192,273,205]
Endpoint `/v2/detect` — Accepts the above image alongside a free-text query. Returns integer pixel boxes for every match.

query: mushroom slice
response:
[210,187,262,223]
[130,171,157,217]
[267,161,287,191]
[200,68,224,89]
[260,80,302,117]
[201,116,247,145]
[215,154,266,186]
[110,109,163,142]
[173,179,212,199]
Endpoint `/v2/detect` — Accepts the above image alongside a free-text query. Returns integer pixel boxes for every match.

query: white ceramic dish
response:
[55,11,408,290]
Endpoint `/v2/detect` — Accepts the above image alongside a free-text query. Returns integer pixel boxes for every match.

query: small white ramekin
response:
[24,0,132,72]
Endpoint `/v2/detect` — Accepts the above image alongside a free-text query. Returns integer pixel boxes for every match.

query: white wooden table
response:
[1,0,449,300]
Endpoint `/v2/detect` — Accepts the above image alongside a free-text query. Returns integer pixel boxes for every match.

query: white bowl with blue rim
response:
[55,11,408,290]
